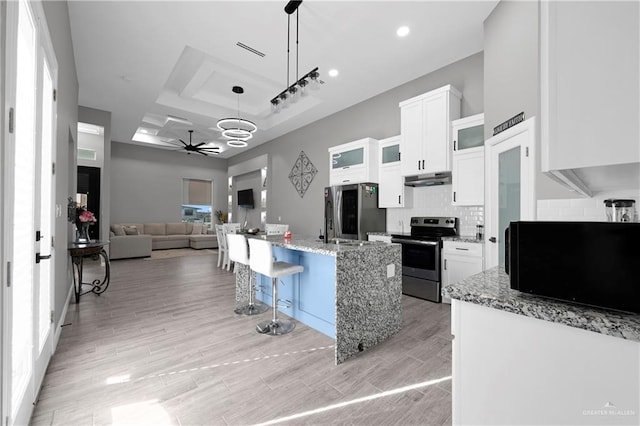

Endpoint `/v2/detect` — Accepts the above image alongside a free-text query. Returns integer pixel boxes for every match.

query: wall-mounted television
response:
[237,188,254,209]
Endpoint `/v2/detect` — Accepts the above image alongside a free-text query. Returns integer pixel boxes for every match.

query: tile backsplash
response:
[386,185,484,236]
[537,190,639,222]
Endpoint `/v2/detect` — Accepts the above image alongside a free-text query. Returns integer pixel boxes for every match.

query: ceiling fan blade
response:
[179,139,188,147]
[196,150,209,156]
[194,142,206,147]
[199,147,220,151]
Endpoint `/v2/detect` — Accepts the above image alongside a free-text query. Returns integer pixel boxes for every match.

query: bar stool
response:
[227,234,269,316]
[248,238,304,335]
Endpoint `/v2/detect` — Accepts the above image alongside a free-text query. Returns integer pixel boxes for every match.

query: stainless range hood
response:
[404,172,452,187]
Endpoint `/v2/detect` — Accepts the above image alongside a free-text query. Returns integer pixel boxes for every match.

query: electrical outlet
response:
[386,264,395,278]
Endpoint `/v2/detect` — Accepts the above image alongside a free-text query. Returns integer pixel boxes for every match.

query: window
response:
[182,178,212,229]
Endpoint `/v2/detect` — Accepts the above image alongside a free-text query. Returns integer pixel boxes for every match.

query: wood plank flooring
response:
[30,251,452,425]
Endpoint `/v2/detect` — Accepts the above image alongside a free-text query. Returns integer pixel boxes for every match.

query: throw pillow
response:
[124,226,139,235]
[111,225,126,236]
[192,223,203,235]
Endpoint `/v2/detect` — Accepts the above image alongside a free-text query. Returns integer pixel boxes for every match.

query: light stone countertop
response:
[443,266,640,342]
[250,234,390,256]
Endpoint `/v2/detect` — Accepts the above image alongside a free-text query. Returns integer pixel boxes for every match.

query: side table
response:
[68,240,110,303]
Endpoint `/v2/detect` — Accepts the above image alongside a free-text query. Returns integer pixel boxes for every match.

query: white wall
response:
[386,185,484,236]
[538,190,640,222]
[110,142,228,225]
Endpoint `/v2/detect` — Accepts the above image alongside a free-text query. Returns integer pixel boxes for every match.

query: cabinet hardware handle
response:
[417,160,420,170]
[343,166,350,169]
[422,160,425,169]
[454,140,457,151]
[398,152,401,161]
[489,237,497,243]
[398,195,401,204]
[455,247,469,251]
[444,259,447,270]
[453,192,456,202]
[343,179,350,182]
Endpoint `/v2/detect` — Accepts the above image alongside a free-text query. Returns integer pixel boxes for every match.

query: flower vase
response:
[77,222,91,242]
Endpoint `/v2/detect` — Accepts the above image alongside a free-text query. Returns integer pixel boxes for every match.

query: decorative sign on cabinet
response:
[451,113,485,206]
[399,85,461,177]
[328,137,379,186]
[378,136,413,208]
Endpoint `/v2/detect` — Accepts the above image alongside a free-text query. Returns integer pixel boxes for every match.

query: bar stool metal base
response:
[256,318,295,335]
[234,301,269,316]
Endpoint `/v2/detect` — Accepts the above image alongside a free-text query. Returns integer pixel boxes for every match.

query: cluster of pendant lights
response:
[270,0,320,113]
[216,1,319,148]
[216,86,256,148]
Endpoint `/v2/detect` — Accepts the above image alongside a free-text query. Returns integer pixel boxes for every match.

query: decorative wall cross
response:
[288,151,317,198]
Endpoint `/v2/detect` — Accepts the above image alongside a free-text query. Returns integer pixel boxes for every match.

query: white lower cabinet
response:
[452,300,640,425]
[442,241,483,304]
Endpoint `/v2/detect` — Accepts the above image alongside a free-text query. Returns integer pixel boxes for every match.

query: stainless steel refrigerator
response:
[324,183,386,241]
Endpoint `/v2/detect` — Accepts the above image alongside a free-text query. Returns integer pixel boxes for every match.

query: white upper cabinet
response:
[328,137,379,186]
[378,136,413,208]
[452,114,485,206]
[399,85,461,177]
[541,1,640,196]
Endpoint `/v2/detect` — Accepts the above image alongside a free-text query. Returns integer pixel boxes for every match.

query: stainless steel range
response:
[391,216,459,302]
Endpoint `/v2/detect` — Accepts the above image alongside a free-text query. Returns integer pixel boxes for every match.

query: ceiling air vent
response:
[236,42,265,58]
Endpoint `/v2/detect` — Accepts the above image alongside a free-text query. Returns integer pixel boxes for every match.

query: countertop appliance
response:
[506,221,640,313]
[324,183,386,241]
[391,216,459,302]
[603,199,636,222]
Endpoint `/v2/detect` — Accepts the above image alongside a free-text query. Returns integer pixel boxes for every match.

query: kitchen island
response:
[443,267,640,425]
[234,235,402,364]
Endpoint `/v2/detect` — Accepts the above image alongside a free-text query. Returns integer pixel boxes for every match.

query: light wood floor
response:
[30,251,452,425]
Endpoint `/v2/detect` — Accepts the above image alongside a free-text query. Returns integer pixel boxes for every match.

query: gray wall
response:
[42,1,79,326]
[483,0,573,199]
[78,106,111,244]
[110,142,228,225]
[229,52,485,235]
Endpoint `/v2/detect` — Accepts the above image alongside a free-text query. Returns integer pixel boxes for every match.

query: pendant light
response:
[217,86,256,148]
[270,1,320,113]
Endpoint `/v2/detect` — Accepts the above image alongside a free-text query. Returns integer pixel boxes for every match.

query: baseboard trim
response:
[53,283,73,352]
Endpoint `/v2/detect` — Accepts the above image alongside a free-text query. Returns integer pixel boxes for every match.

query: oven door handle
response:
[391,238,439,246]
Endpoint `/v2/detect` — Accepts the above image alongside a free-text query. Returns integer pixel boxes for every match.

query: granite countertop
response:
[248,234,390,256]
[443,266,640,343]
[442,236,483,244]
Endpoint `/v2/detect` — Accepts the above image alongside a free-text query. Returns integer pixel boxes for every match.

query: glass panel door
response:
[485,118,536,269]
[498,147,521,266]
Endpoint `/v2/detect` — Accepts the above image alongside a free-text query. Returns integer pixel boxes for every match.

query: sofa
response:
[109,222,218,260]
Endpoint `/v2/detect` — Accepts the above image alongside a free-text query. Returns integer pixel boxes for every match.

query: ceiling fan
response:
[170,130,220,156]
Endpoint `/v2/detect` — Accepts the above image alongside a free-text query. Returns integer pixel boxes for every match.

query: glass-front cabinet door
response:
[331,147,364,169]
[452,113,484,152]
[381,144,400,164]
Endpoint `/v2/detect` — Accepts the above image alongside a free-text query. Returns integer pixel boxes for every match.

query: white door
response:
[484,117,536,268]
[2,1,58,424]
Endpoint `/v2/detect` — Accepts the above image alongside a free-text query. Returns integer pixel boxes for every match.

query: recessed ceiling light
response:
[397,26,410,37]
[328,69,339,77]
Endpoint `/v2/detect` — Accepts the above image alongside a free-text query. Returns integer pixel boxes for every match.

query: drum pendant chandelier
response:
[216,86,256,148]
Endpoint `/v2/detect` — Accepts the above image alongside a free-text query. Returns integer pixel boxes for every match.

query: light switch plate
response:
[386,264,395,278]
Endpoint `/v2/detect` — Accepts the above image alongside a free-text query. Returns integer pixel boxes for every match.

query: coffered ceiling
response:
[68,1,498,159]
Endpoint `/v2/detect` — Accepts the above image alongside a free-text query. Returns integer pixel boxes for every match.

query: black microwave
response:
[506,221,640,314]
